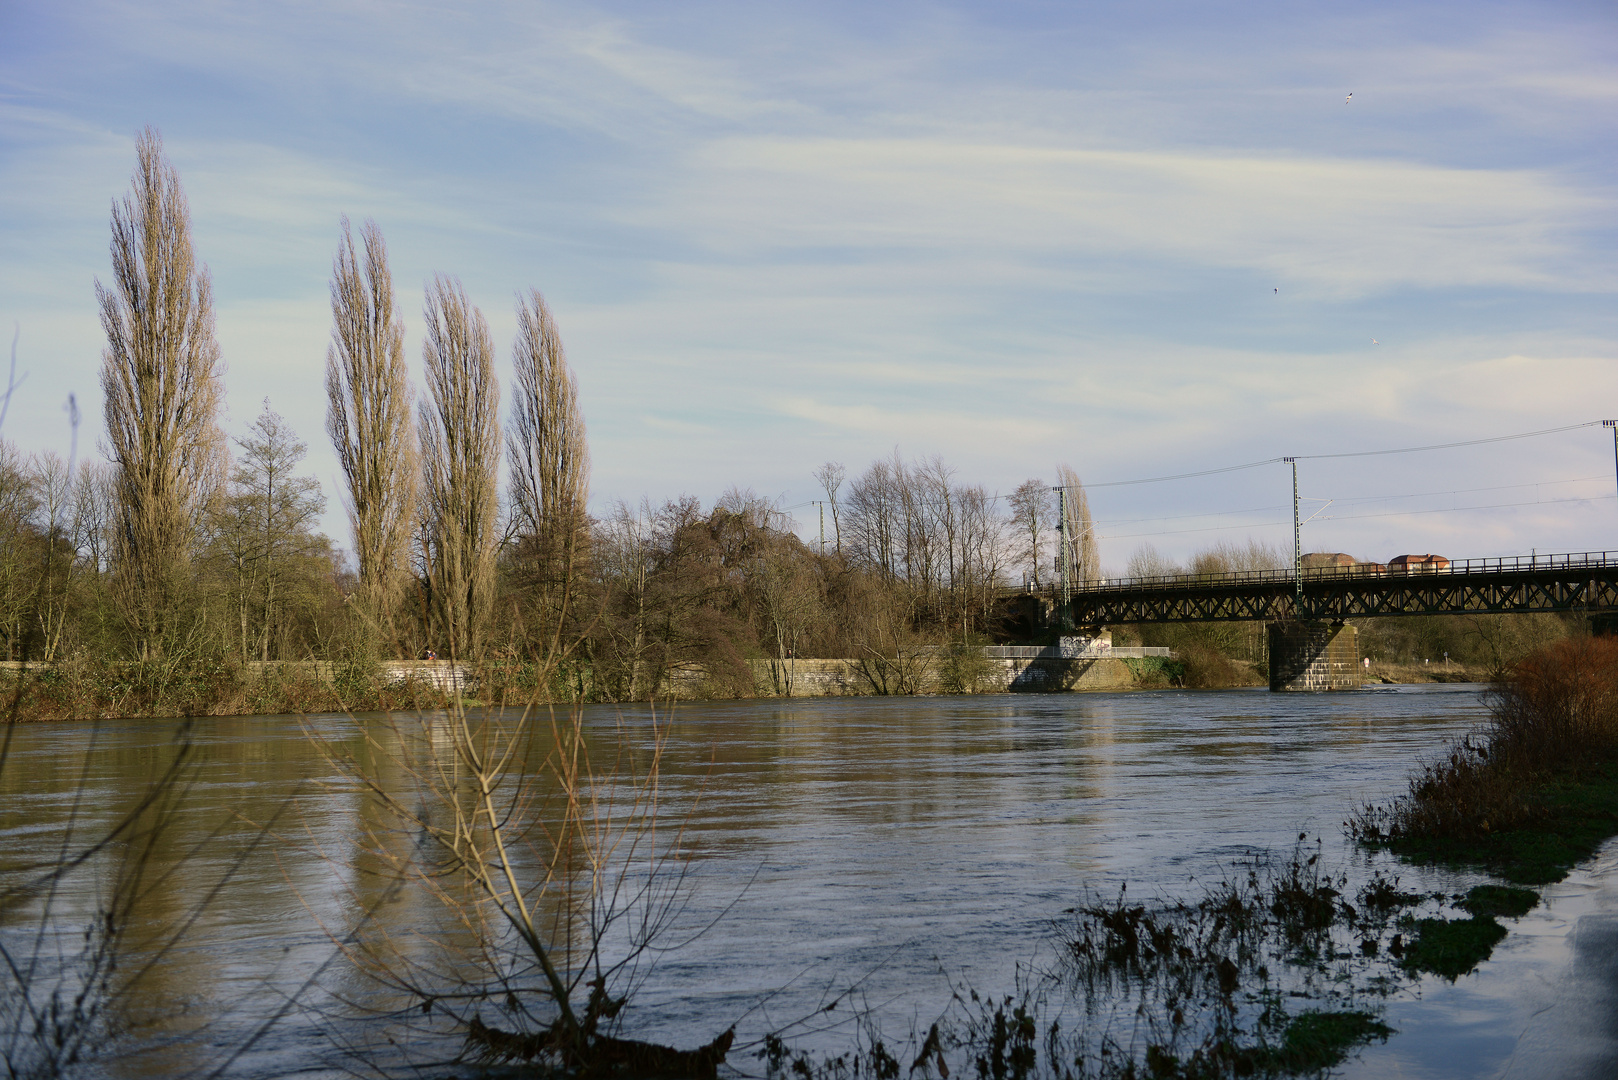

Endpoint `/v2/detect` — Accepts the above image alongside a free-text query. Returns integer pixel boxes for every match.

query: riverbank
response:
[1347,637,1618,999]
[0,651,1503,722]
[0,660,457,721]
[0,654,1220,720]
[1364,659,1494,684]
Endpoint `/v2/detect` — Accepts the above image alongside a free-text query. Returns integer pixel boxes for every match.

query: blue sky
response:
[2,0,1614,569]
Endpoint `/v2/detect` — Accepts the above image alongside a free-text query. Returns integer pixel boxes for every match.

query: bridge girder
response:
[1069,567,1618,625]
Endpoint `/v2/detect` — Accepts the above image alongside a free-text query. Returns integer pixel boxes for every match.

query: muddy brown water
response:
[2,685,1612,1077]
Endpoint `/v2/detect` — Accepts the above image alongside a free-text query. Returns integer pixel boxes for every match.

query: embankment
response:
[740,656,1138,697]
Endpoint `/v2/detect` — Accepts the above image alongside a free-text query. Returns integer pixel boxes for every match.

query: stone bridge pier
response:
[1268,621,1360,691]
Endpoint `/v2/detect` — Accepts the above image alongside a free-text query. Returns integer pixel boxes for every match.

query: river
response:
[1,685,1613,1078]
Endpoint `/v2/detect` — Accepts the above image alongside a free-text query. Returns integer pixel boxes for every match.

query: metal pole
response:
[1605,421,1618,504]
[818,501,825,555]
[1056,486,1071,632]
[1284,457,1301,615]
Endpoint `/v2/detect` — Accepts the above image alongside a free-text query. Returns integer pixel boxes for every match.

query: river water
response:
[1,685,1613,1078]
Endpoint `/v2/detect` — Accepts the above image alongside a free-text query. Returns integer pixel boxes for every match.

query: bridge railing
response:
[1060,550,1618,594]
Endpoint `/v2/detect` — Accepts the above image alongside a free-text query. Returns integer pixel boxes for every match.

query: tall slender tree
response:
[1055,463,1099,582]
[506,288,589,654]
[325,217,416,649]
[418,276,500,660]
[97,127,226,658]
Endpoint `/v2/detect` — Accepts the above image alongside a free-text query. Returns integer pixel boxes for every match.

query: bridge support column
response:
[1268,621,1359,692]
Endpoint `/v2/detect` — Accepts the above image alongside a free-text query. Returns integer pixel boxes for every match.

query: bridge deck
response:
[1058,551,1618,624]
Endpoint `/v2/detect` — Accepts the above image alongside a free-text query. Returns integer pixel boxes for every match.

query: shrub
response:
[1350,635,1618,845]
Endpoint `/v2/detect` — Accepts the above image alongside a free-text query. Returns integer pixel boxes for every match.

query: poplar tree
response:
[1056,463,1099,582]
[418,276,500,660]
[97,127,226,658]
[506,288,589,652]
[325,217,416,650]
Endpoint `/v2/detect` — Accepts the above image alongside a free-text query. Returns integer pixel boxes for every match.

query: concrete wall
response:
[742,656,1137,698]
[1267,622,1360,691]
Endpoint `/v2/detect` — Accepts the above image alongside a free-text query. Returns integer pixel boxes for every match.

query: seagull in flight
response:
[1346,92,1353,104]
[1372,338,1380,345]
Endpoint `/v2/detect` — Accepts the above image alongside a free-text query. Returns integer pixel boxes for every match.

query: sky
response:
[1,0,1614,572]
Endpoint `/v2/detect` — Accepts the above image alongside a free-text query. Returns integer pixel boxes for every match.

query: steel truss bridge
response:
[1062,551,1618,625]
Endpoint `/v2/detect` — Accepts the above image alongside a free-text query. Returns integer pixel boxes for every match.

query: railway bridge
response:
[1057,551,1618,691]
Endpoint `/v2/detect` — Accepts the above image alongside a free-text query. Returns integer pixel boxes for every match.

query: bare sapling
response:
[309,694,735,1076]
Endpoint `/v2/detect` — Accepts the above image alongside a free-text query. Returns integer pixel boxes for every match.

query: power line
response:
[1291,420,1606,461]
[1077,420,1608,490]
[1314,475,1608,506]
[1318,494,1614,524]
[1098,493,1615,542]
[1090,475,1609,530]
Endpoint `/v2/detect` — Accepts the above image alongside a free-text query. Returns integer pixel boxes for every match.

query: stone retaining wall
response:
[741,656,1136,698]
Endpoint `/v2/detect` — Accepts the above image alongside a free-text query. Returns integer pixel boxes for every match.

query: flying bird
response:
[1372,339,1380,345]
[1345,92,1353,104]
[1274,288,1278,294]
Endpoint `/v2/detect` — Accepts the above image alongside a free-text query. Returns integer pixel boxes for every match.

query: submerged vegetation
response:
[755,842,1545,1079]
[756,638,1618,1078]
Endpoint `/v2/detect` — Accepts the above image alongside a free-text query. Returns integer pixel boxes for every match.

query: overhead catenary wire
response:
[1089,475,1611,530]
[1098,493,1616,542]
[1073,420,1609,490]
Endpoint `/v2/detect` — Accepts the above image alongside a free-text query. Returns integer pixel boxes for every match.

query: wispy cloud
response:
[2,0,1614,561]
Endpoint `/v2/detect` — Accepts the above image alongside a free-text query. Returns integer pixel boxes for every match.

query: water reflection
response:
[6,686,1594,1078]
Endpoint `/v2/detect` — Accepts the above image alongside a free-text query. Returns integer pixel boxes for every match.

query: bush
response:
[1350,636,1618,846]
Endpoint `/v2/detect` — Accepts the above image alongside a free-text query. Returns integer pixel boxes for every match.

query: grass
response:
[1342,636,1618,992]
[1398,916,1508,981]
[1364,763,1618,885]
[1349,636,1618,886]
[1457,883,1539,919]
[1268,1011,1393,1072]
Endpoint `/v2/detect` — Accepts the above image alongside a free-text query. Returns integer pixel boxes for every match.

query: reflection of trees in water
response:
[1,717,289,1078]
[313,704,731,1075]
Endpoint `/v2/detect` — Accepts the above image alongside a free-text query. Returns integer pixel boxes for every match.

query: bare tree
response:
[1126,542,1180,579]
[418,275,501,661]
[1007,479,1054,588]
[72,461,117,576]
[813,462,845,555]
[326,217,416,649]
[97,127,226,658]
[507,288,590,656]
[1055,463,1099,583]
[843,454,904,581]
[595,499,657,699]
[210,403,329,661]
[0,443,38,659]
[31,451,75,659]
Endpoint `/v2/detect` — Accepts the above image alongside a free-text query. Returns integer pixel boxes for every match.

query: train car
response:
[1388,554,1451,573]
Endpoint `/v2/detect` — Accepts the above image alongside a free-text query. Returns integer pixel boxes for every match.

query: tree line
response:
[0,128,1110,701]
